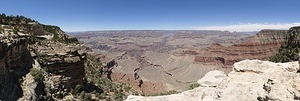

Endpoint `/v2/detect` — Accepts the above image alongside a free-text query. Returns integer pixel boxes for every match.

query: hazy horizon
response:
[66,29,260,33]
[1,0,300,32]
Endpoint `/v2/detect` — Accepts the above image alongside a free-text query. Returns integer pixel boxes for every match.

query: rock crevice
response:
[0,37,33,101]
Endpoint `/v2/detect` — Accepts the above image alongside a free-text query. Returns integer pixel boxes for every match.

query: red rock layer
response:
[195,30,288,67]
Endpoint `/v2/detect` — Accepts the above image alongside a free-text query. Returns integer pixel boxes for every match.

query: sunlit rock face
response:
[196,30,288,67]
[126,60,300,101]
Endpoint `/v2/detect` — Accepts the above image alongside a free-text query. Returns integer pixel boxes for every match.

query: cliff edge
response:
[0,14,87,100]
[126,59,300,101]
[126,26,300,101]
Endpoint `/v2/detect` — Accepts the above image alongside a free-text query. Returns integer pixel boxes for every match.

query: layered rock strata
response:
[196,30,288,67]
[0,15,87,100]
[30,41,87,89]
[75,30,250,95]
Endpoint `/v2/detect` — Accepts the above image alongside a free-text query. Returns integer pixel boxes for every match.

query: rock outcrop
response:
[126,59,300,101]
[0,14,87,100]
[269,26,300,62]
[0,14,137,101]
[28,23,87,99]
[196,30,288,67]
[0,26,33,100]
[18,61,44,101]
[30,41,87,89]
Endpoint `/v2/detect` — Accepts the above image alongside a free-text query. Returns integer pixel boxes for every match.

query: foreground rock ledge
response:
[126,60,300,101]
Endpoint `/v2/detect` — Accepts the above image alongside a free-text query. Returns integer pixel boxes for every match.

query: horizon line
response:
[65,29,287,33]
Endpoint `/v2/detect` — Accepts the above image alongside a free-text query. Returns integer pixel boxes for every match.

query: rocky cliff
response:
[0,31,33,100]
[269,26,300,62]
[0,14,133,101]
[0,14,87,100]
[195,30,288,67]
[30,40,87,89]
[126,59,300,101]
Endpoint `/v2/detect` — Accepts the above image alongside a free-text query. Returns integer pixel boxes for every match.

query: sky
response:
[1,0,300,32]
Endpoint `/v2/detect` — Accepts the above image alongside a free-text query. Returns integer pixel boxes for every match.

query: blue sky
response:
[1,0,300,32]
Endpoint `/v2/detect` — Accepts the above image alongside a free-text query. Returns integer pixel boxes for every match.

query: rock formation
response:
[0,14,87,100]
[0,31,33,100]
[75,30,251,95]
[18,60,44,101]
[196,30,288,67]
[30,40,87,89]
[126,59,300,101]
[0,14,134,101]
[269,26,300,62]
[27,21,88,100]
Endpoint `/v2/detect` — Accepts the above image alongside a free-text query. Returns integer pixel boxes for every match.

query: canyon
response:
[196,30,288,67]
[74,29,287,95]
[1,13,298,100]
[125,26,300,100]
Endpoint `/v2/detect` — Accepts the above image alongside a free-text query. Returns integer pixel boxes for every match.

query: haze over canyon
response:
[1,0,300,101]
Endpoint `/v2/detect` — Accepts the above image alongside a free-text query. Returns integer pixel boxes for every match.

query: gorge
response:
[74,29,289,95]
[1,13,299,101]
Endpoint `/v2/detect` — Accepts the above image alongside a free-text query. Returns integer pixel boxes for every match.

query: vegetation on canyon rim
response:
[30,68,43,81]
[269,26,300,63]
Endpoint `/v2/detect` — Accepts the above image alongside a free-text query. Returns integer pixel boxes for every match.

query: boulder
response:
[197,70,227,87]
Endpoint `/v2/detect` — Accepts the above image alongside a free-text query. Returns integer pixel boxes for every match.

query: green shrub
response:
[80,91,86,99]
[42,67,49,72]
[124,86,131,92]
[0,25,3,32]
[13,27,19,34]
[165,90,177,95]
[73,84,82,94]
[131,90,139,95]
[150,90,178,96]
[113,91,123,101]
[269,26,300,63]
[188,83,200,90]
[30,68,43,81]
[99,93,107,99]
[83,93,91,100]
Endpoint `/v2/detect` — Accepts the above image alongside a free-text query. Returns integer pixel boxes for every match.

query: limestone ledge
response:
[126,60,300,101]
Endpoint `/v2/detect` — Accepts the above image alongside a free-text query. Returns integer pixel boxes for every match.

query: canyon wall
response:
[195,30,288,67]
[76,29,289,95]
[30,41,87,90]
[0,15,87,100]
